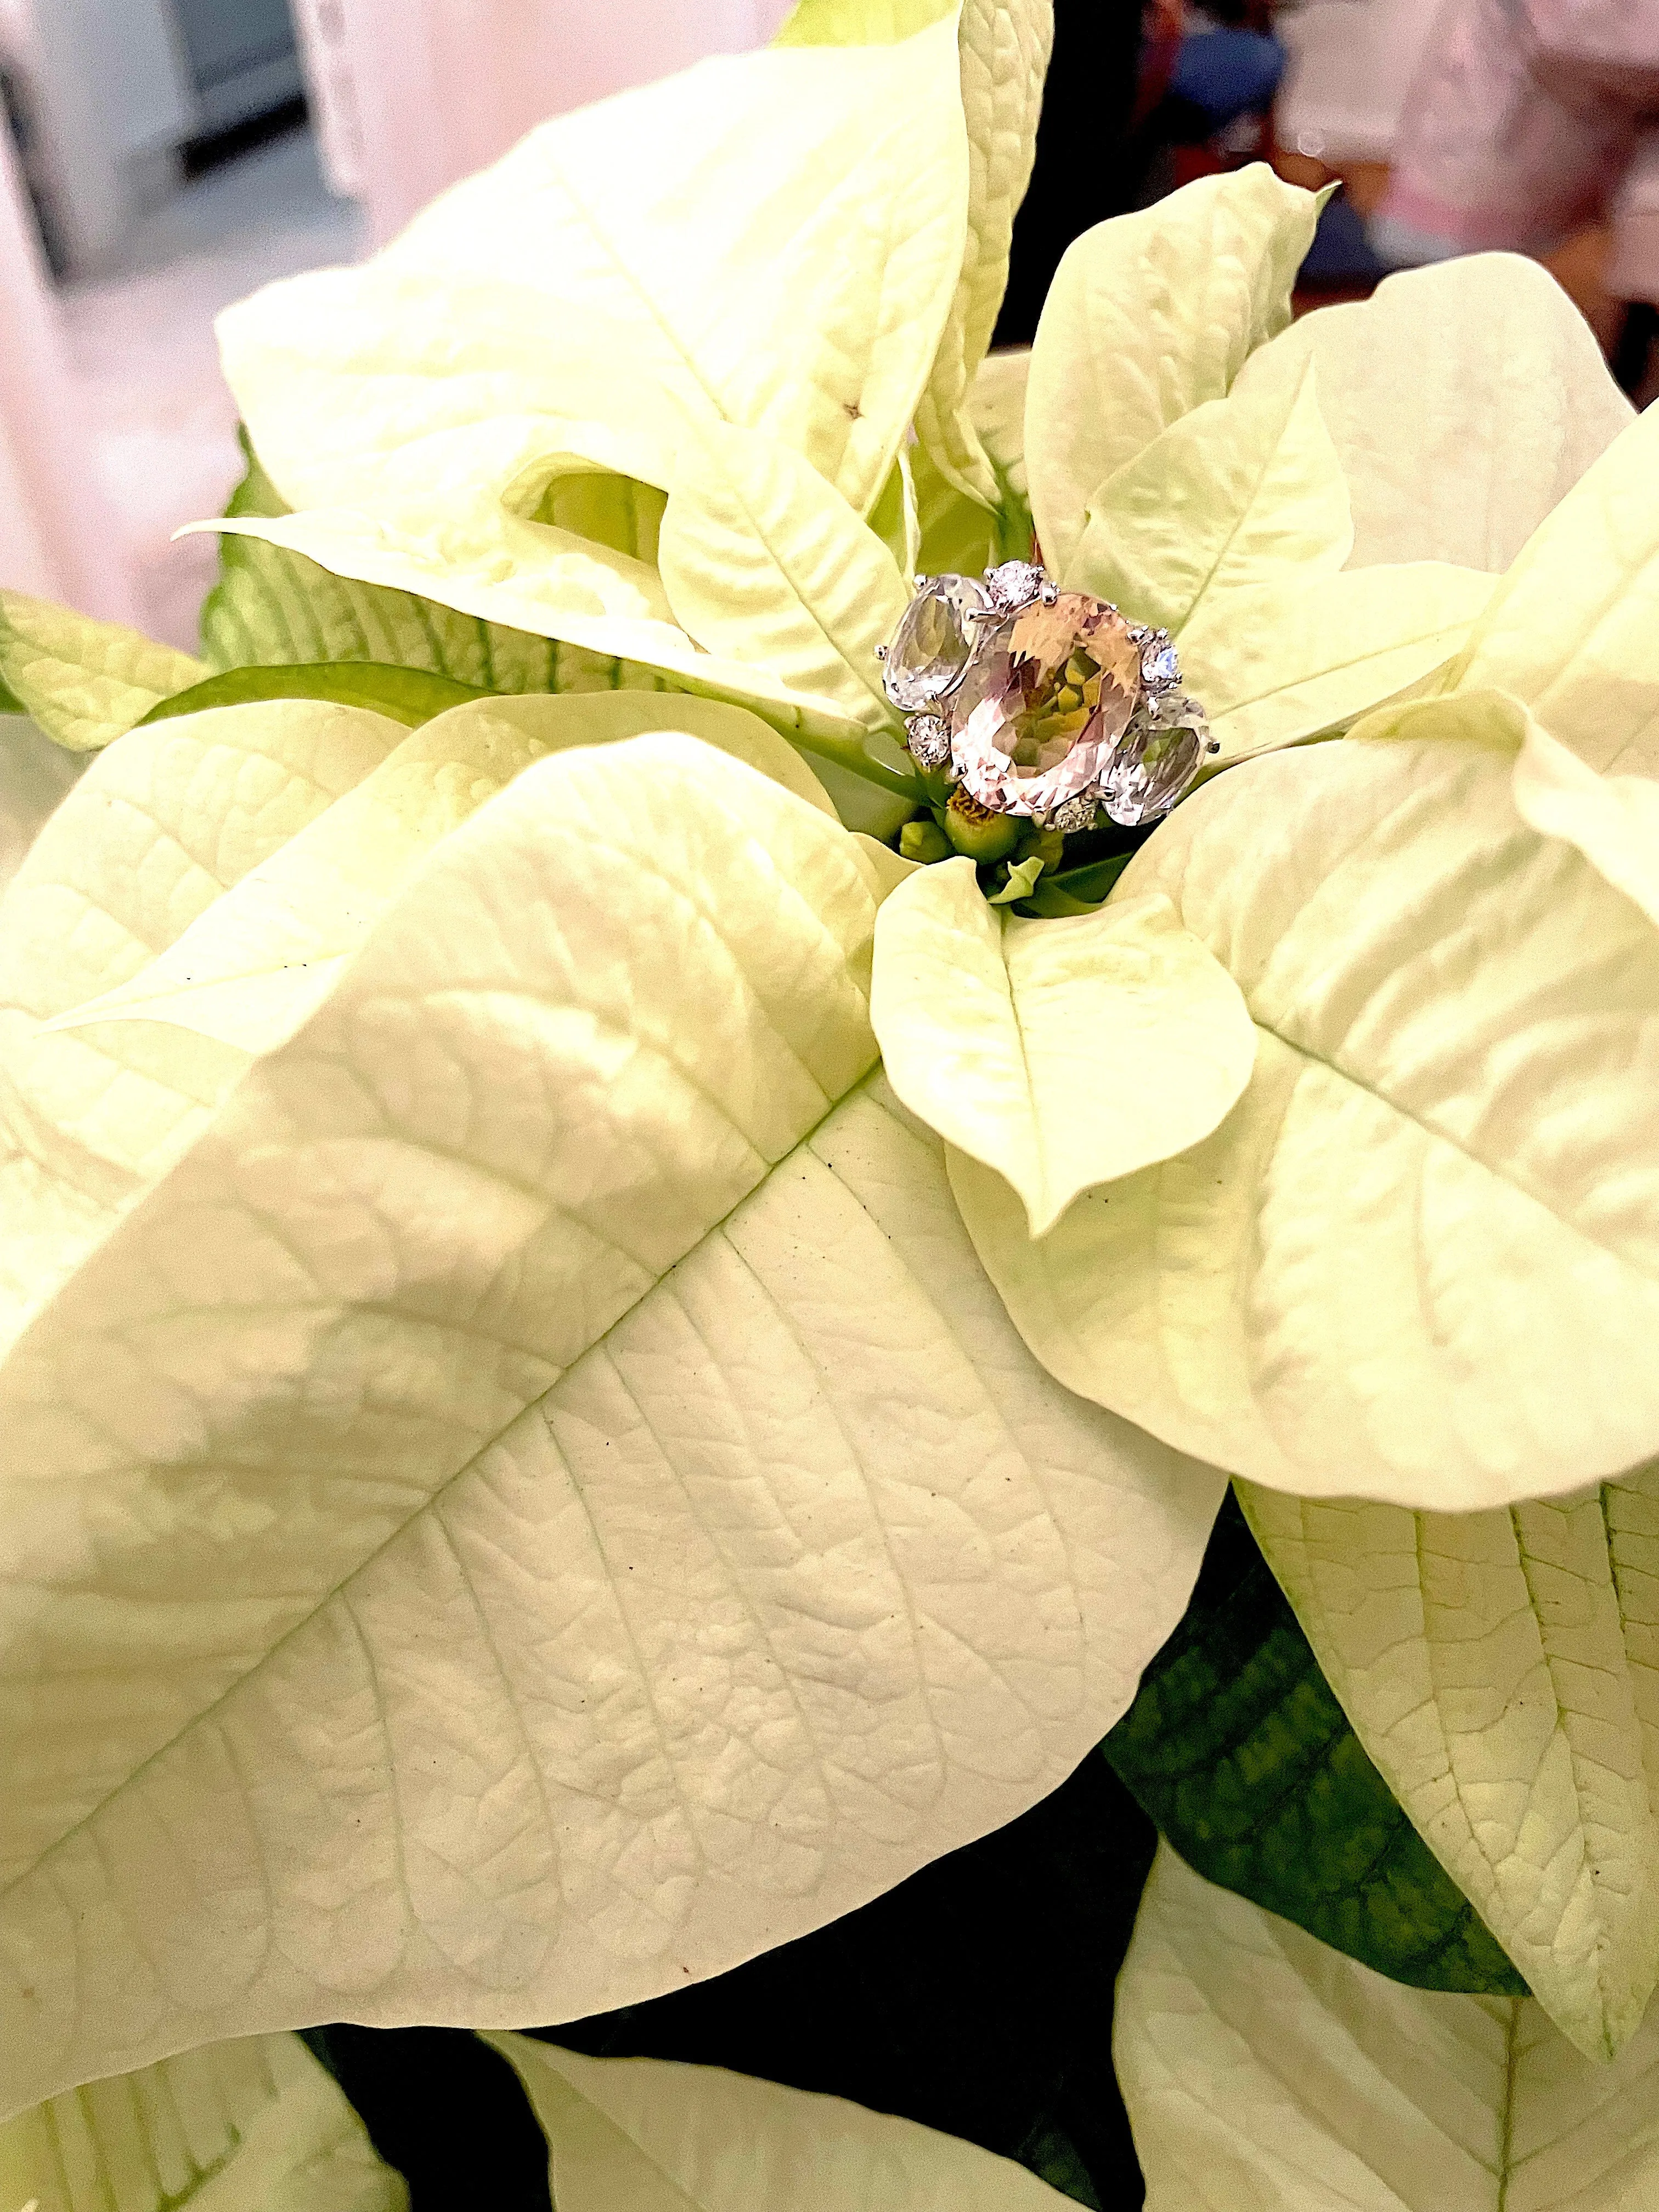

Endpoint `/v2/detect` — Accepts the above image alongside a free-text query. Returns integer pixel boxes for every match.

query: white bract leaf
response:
[492,2032,1074,2209]
[871,860,1256,1234]
[1247,252,1633,573]
[913,0,1052,510]
[1180,562,1494,763]
[1117,1846,1659,2211]
[1244,1472,1659,2062]
[0,708,1223,2114]
[1512,715,1659,930]
[1025,166,1319,580]
[1070,353,1352,633]
[950,699,1659,1509]
[658,423,910,745]
[1448,399,1659,775]
[0,2033,404,2212]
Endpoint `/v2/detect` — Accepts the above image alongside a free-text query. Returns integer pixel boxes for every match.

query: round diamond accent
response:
[983,560,1047,612]
[1141,638,1181,689]
[880,573,988,713]
[904,713,951,769]
[949,592,1143,818]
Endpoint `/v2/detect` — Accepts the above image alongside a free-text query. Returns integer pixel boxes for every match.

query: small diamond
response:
[1142,639,1181,689]
[983,560,1047,612]
[1102,702,1211,827]
[1047,793,1099,834]
[904,714,951,769]
[881,574,989,713]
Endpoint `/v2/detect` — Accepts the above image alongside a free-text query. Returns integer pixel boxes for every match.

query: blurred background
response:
[2,0,1656,654]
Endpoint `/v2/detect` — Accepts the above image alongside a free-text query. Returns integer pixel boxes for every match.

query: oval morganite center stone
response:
[950,593,1143,816]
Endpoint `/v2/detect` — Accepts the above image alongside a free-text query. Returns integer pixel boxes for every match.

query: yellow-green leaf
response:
[1070,353,1351,631]
[871,859,1255,1234]
[1245,1473,1659,2061]
[951,698,1659,1509]
[0,591,203,752]
[1025,166,1320,580]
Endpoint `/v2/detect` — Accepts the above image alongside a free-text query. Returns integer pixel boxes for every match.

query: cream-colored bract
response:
[0,695,1223,2117]
[0,590,203,752]
[1072,353,1352,640]
[1117,1848,1659,2211]
[1244,1474,1659,2063]
[871,860,1256,1235]
[0,2033,403,2212]
[951,708,1659,1509]
[492,2032,1074,2209]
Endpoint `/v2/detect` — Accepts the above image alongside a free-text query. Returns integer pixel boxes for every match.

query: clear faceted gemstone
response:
[949,592,1143,817]
[1102,709,1209,827]
[983,559,1047,612]
[881,574,988,712]
[904,713,951,769]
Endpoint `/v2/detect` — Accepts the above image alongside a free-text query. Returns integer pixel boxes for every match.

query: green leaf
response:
[201,433,654,696]
[217,22,969,526]
[1244,1468,1659,2061]
[912,350,1034,576]
[1104,1490,1525,1996]
[0,590,204,752]
[1070,352,1351,635]
[0,2033,404,2211]
[142,660,487,729]
[492,2035,1077,2209]
[0,707,1224,2112]
[1251,251,1633,572]
[1025,166,1320,583]
[1178,561,1494,763]
[871,861,1256,1234]
[950,693,1659,1509]
[1448,396,1659,775]
[773,0,955,43]
[1117,1846,1659,2211]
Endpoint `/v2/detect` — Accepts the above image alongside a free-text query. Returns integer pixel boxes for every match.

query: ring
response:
[876,560,1219,833]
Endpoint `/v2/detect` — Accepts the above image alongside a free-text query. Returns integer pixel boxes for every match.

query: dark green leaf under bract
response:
[1103,1489,1527,1997]
[140,661,486,729]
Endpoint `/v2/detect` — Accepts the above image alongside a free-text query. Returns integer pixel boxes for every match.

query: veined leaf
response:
[1025,167,1319,581]
[200,433,654,696]
[1512,715,1659,930]
[492,2034,1076,2209]
[658,422,911,755]
[1448,398,1659,775]
[1244,1471,1659,2061]
[217,22,969,527]
[0,591,202,752]
[142,661,487,729]
[1180,561,1494,763]
[1117,1846,1659,2211]
[871,861,1255,1235]
[1246,252,1633,573]
[1070,353,1351,632]
[0,714,1223,2113]
[951,697,1659,1509]
[1104,1490,1523,1996]
[0,2033,404,2212]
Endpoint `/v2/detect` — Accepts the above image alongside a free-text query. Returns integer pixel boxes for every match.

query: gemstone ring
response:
[876,560,1219,833]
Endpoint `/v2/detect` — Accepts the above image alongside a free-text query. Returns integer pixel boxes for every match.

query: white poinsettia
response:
[1116,1847,1659,2211]
[0,2031,404,2211]
[0,687,1223,2118]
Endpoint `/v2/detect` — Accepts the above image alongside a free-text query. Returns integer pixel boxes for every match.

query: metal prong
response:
[1206,739,1221,754]
[1040,582,1059,605]
[874,643,887,659]
[913,574,929,591]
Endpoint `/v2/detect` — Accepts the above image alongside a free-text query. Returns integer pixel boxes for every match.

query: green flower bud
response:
[899,816,951,865]
[944,789,1020,862]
